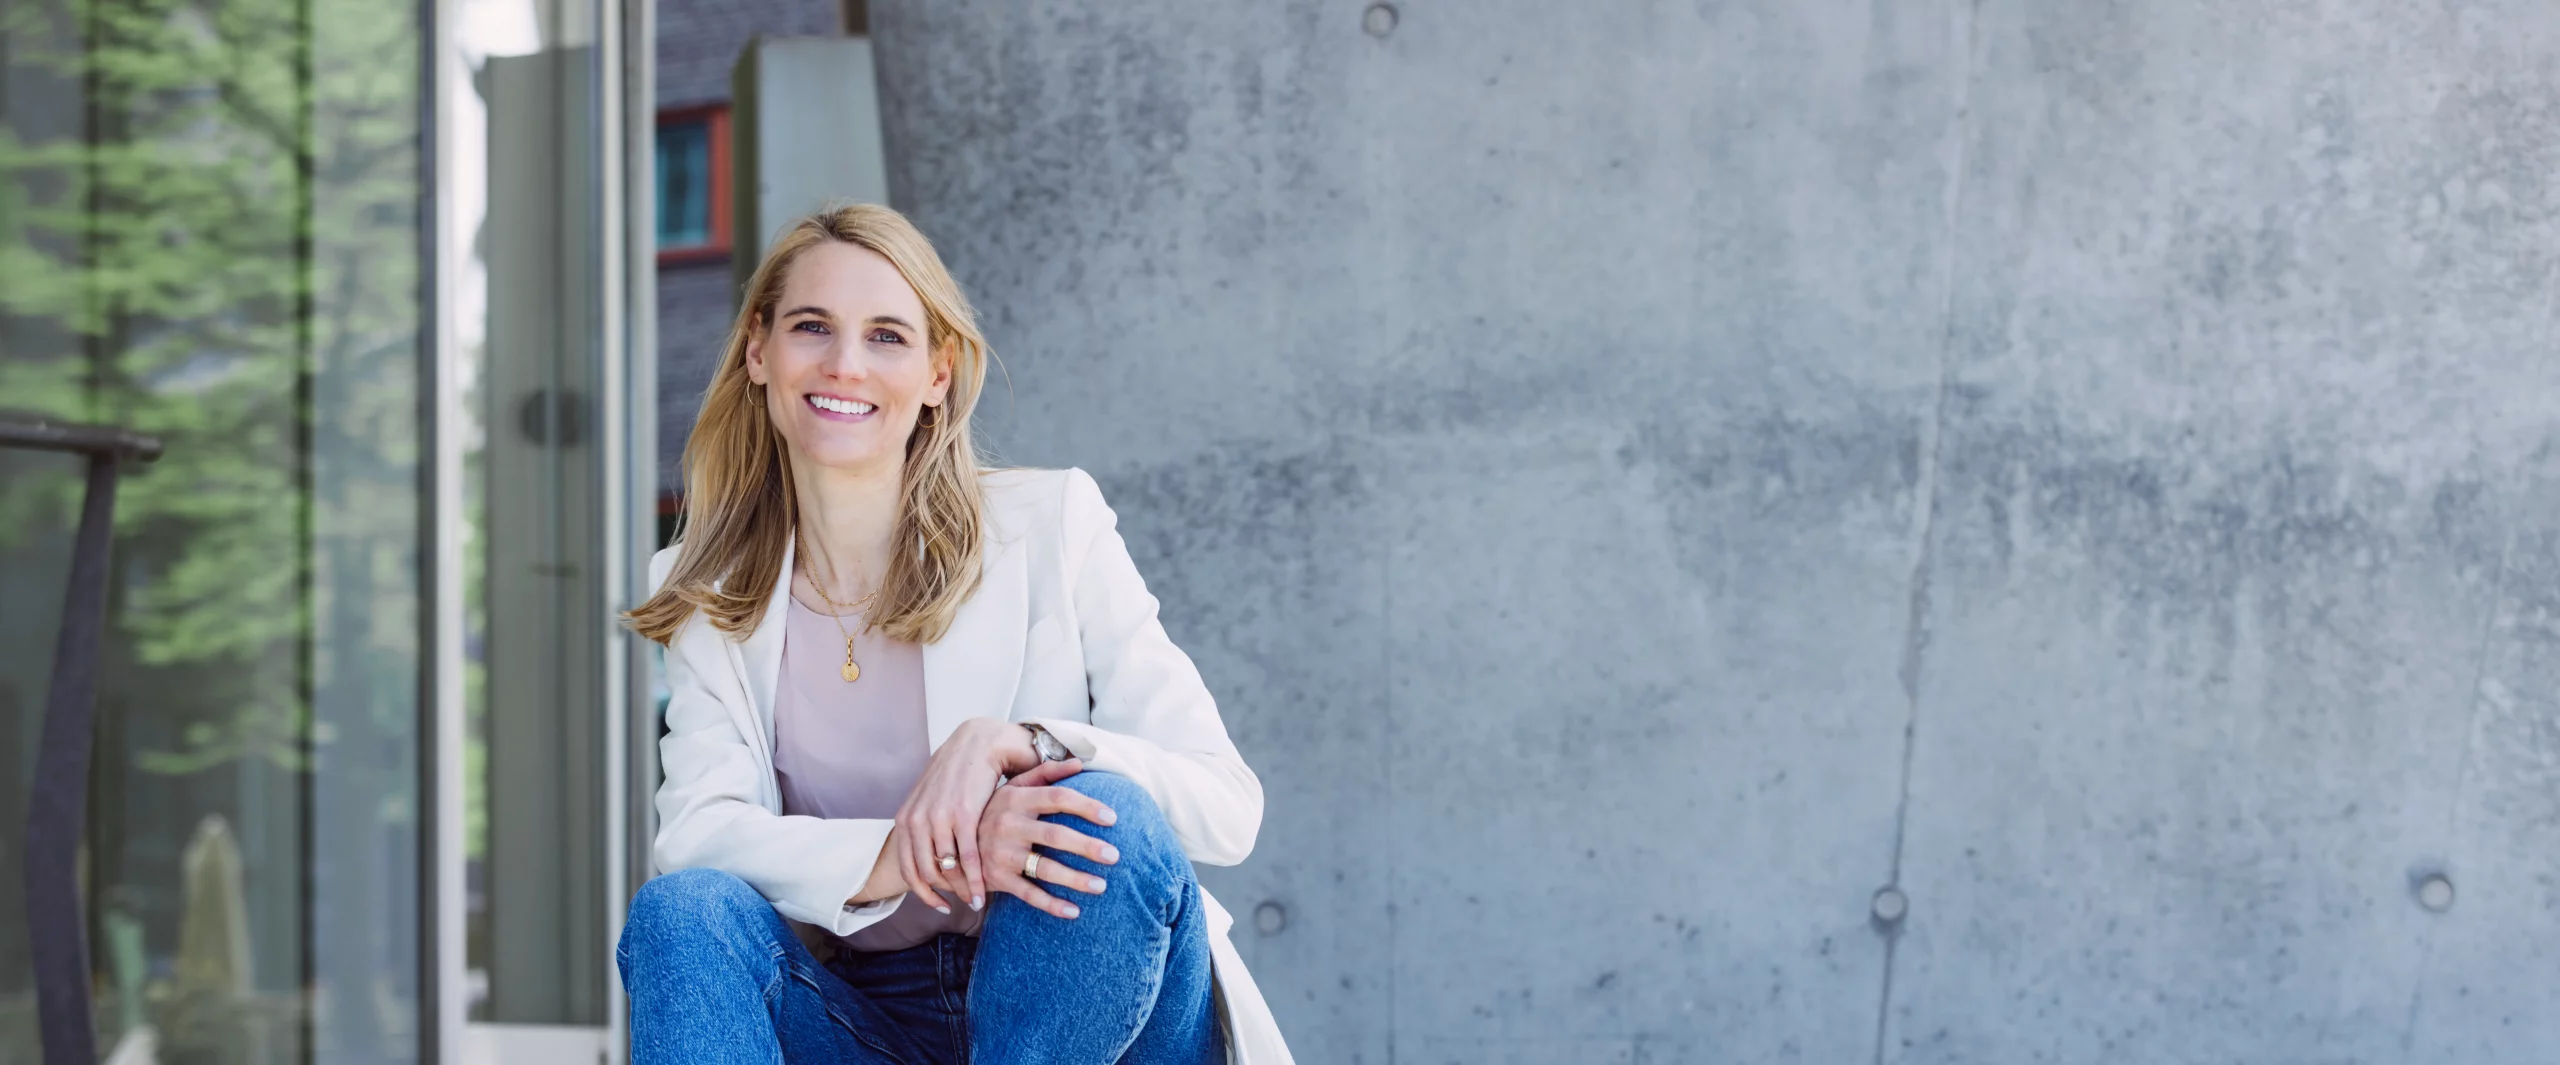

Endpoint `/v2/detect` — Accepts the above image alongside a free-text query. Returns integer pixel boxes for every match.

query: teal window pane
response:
[657,120,712,248]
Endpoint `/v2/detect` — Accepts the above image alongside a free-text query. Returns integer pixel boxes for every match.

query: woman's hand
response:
[892,718,1045,914]
[976,757,1119,919]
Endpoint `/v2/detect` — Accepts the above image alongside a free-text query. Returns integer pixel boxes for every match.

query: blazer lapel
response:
[921,531,1028,752]
[742,527,1030,755]
[737,536,796,753]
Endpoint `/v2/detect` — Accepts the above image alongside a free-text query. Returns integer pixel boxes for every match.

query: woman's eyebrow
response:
[778,305,833,320]
[865,315,920,332]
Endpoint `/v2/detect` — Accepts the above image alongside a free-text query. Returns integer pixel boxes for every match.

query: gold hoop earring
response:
[918,405,940,429]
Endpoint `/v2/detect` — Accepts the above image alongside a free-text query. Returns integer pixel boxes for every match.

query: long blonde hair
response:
[627,203,991,646]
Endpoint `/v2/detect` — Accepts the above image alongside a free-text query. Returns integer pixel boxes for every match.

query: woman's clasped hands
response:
[887,717,1121,920]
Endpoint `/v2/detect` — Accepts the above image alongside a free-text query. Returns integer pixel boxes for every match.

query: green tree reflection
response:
[0,0,421,1054]
[0,0,417,771]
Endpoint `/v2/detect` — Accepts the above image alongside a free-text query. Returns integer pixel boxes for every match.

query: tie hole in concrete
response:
[1363,3,1398,38]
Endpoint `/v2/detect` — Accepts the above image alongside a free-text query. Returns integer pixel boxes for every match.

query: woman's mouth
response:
[806,394,877,421]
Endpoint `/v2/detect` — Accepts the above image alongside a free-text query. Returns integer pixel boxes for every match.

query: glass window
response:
[0,0,637,1051]
[447,0,616,1036]
[654,106,728,261]
[0,0,425,1056]
[658,119,713,249]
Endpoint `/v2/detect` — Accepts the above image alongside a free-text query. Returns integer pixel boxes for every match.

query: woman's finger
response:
[1023,784,1117,828]
[1034,820,1120,867]
[955,784,990,912]
[1026,834,1111,897]
[905,813,951,913]
[882,823,918,912]
[898,839,935,914]
[893,814,918,905]
[929,809,966,904]
[990,849,1082,920]
[1006,756,1082,789]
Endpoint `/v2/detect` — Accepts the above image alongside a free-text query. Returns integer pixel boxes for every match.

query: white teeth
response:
[808,395,875,415]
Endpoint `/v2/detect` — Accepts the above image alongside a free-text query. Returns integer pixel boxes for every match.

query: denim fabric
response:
[619,771,1225,1065]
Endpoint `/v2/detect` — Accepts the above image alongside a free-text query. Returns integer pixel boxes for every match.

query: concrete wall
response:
[869,1,2560,1060]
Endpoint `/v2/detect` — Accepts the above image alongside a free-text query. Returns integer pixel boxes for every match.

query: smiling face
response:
[744,240,952,477]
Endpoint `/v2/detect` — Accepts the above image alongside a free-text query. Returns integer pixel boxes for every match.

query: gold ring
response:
[1024,852,1041,880]
[936,854,958,871]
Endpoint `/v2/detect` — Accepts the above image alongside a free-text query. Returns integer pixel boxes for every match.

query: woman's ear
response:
[928,340,955,403]
[743,320,769,385]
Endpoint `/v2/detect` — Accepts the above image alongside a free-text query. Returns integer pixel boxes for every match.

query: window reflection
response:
[0,0,423,1056]
[447,0,611,1030]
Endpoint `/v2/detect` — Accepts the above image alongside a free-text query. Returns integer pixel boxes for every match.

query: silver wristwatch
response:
[1021,722,1072,763]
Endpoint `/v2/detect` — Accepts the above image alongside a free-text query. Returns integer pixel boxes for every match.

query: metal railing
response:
[1,412,163,1065]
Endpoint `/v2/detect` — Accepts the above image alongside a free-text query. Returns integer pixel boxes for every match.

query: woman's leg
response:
[617,867,937,1065]
[969,771,1225,1065]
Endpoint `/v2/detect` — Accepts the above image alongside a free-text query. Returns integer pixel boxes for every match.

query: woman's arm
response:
[848,831,910,905]
[1023,467,1266,866]
[649,553,912,933]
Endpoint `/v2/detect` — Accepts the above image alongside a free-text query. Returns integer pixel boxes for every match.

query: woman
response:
[617,204,1291,1065]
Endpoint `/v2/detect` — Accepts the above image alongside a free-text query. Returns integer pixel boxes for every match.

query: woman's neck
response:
[790,454,903,596]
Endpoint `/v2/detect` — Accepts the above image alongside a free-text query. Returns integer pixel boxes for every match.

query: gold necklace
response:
[800,536,877,682]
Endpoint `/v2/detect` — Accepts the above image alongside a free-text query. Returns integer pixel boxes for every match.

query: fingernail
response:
[935,905,952,915]
[1100,808,1117,826]
[971,896,983,911]
[1062,905,1080,918]
[1100,844,1120,863]
[1093,879,1107,893]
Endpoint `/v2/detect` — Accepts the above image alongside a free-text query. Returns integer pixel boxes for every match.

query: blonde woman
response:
[617,204,1290,1065]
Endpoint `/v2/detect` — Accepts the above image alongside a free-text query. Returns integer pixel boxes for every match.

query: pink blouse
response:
[773,595,984,951]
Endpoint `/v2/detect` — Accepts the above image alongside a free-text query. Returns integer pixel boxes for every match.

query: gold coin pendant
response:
[841,661,861,683]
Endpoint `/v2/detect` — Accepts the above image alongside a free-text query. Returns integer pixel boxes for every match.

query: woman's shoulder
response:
[977,465,1109,541]
[648,542,685,591]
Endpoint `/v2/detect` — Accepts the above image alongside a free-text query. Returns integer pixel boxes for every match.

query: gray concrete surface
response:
[867,1,2560,1060]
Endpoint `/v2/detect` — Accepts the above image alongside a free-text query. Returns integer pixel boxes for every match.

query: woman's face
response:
[745,241,951,476]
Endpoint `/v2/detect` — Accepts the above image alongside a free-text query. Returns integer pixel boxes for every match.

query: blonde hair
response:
[627,203,990,646]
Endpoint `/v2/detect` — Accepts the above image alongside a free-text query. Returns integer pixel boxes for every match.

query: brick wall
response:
[655,0,836,109]
[654,263,735,497]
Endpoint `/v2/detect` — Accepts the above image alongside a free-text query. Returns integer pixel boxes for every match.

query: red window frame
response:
[657,104,732,266]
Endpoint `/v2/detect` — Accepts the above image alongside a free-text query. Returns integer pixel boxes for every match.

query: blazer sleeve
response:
[648,550,909,936]
[1026,467,1266,867]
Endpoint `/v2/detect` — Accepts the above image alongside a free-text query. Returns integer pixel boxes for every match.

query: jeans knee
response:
[621,867,768,956]
[1046,772,1188,888]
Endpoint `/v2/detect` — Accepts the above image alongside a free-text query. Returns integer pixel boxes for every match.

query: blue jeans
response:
[618,771,1225,1065]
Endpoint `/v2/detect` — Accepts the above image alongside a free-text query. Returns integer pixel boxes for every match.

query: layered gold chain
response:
[799,535,877,682]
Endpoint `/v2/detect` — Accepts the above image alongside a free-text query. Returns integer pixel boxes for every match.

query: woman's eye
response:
[791,320,829,335]
[869,329,907,345]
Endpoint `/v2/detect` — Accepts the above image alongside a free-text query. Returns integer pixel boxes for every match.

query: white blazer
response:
[645,466,1293,1065]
